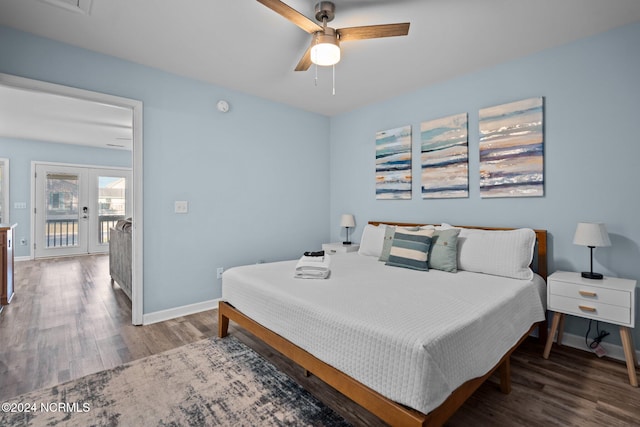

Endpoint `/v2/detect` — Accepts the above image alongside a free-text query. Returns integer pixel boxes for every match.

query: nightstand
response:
[322,242,359,255]
[543,271,638,386]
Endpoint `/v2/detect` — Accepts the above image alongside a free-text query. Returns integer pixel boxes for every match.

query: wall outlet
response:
[216,267,224,279]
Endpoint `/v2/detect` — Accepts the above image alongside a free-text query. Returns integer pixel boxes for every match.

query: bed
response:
[219,222,548,426]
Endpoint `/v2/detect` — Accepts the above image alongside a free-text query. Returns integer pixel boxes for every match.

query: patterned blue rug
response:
[1,336,350,426]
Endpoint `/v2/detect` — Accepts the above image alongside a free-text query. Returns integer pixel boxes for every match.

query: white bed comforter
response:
[222,253,546,414]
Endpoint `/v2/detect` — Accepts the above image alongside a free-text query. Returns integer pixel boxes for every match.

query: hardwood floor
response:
[0,255,215,401]
[1,255,639,426]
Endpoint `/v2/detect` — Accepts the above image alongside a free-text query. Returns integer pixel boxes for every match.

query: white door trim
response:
[2,72,144,325]
[0,158,9,224]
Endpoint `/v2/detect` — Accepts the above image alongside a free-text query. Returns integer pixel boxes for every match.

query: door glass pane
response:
[98,176,126,244]
[45,173,79,247]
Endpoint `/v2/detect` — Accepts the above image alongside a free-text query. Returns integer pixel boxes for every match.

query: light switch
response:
[14,202,27,209]
[174,201,188,214]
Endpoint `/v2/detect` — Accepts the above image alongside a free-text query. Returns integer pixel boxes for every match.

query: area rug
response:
[1,336,351,426]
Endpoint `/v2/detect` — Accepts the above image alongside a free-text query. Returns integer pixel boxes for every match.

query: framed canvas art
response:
[420,113,468,199]
[479,97,544,198]
[375,125,412,200]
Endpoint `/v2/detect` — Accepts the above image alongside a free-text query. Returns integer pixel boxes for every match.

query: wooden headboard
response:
[368,221,548,279]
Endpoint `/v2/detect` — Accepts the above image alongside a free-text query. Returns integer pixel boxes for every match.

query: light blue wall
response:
[329,22,640,349]
[0,26,330,313]
[0,137,131,257]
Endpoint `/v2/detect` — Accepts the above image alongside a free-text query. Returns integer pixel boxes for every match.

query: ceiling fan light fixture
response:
[310,31,340,66]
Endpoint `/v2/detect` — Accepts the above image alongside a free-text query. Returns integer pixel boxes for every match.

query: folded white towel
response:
[300,255,325,263]
[294,255,331,279]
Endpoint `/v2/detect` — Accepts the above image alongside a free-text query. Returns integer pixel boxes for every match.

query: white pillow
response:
[437,222,457,230]
[358,224,386,257]
[456,228,536,280]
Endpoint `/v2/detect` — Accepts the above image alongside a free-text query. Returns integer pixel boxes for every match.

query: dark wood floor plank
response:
[1,254,638,426]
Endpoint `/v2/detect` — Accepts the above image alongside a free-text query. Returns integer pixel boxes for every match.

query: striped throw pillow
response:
[386,228,435,271]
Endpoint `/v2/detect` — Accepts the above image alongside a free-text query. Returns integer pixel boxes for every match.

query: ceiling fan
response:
[256,0,410,71]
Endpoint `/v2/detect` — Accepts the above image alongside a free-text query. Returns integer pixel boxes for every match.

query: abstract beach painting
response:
[479,97,544,198]
[376,125,412,200]
[421,113,468,198]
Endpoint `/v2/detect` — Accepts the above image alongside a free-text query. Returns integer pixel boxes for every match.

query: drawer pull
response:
[579,290,597,297]
[578,305,596,312]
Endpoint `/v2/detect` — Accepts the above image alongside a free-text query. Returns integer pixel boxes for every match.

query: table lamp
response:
[340,214,355,245]
[573,222,611,279]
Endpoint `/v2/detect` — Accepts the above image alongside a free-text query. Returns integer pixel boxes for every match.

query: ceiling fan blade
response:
[337,23,410,42]
[257,0,323,34]
[294,46,312,71]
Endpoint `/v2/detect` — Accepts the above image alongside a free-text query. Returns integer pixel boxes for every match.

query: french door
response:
[34,164,131,258]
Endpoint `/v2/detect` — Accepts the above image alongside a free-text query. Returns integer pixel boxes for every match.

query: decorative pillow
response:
[115,219,132,231]
[429,228,461,272]
[378,225,420,262]
[358,224,386,257]
[386,228,435,271]
[456,228,536,280]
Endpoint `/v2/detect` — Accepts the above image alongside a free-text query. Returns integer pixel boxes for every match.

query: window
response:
[0,159,8,223]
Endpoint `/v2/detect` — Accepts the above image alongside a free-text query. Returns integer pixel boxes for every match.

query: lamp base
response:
[581,271,603,280]
[342,241,352,245]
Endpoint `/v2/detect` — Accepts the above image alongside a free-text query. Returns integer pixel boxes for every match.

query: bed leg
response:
[499,357,511,394]
[303,369,310,377]
[218,305,229,338]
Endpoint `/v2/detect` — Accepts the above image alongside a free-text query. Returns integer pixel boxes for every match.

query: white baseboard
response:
[550,330,640,363]
[15,256,32,262]
[142,298,219,325]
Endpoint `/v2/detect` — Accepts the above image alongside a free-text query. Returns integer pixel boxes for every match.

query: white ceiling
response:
[0,84,133,150]
[1,0,640,118]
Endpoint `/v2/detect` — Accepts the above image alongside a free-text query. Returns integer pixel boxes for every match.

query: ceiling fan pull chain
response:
[332,64,336,95]
[315,64,318,86]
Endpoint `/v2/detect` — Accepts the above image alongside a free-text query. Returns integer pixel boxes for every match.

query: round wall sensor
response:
[217,100,230,113]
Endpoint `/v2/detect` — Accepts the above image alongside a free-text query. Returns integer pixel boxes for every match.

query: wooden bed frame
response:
[218,223,548,426]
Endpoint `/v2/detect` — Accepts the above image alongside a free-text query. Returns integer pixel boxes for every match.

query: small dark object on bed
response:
[303,250,325,257]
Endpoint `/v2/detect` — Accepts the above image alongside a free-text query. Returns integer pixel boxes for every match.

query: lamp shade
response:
[573,222,611,247]
[340,214,355,228]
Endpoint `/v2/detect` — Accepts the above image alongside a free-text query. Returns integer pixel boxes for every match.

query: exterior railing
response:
[45,214,125,247]
[46,218,78,247]
[99,214,125,243]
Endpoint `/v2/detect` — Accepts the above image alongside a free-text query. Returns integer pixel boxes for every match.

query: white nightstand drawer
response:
[548,294,631,325]
[549,281,631,308]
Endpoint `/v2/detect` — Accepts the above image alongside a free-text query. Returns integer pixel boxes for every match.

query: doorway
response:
[0,72,143,325]
[34,163,131,258]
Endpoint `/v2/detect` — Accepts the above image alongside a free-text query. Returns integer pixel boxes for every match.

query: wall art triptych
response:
[375,97,544,200]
